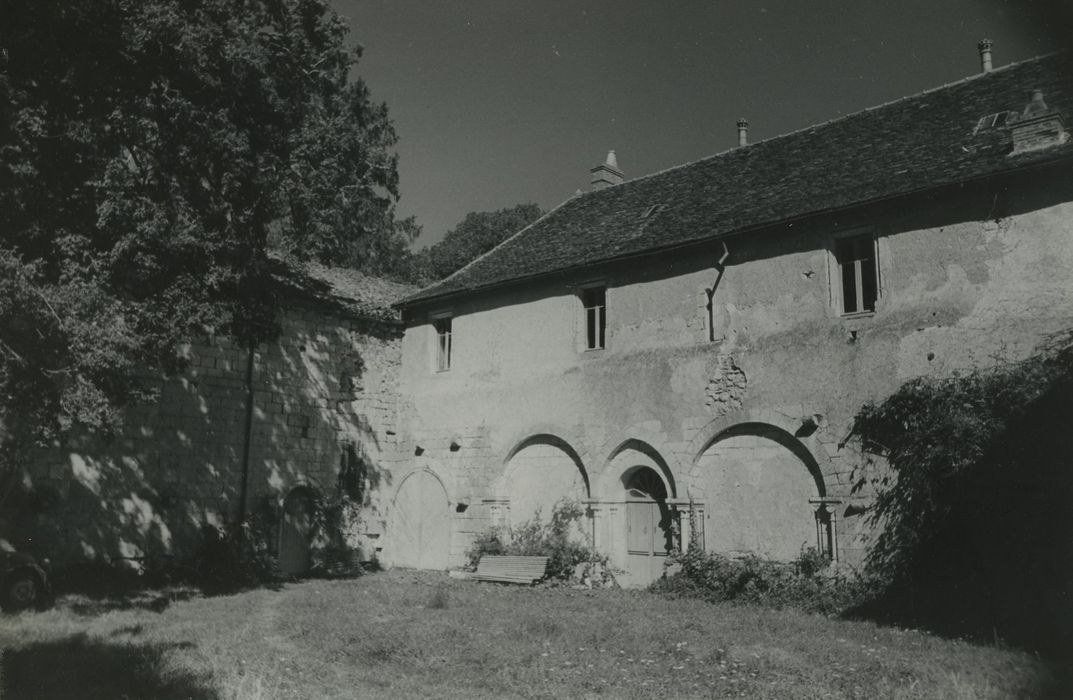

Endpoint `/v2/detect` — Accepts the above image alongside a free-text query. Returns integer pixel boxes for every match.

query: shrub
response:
[657,544,868,615]
[851,335,1073,656]
[465,500,603,581]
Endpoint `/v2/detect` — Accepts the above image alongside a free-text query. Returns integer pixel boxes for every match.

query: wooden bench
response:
[473,555,549,584]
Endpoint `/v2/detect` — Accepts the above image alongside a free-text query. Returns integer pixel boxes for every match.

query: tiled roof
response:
[401,52,1073,308]
[273,257,415,324]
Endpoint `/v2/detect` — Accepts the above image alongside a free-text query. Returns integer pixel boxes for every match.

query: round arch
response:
[686,408,832,495]
[497,433,590,526]
[688,411,829,562]
[387,467,451,570]
[596,438,679,501]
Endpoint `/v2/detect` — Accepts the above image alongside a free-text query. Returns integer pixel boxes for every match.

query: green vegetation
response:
[410,203,543,284]
[851,335,1073,656]
[466,500,603,581]
[656,547,868,617]
[2,570,1067,699]
[0,0,411,510]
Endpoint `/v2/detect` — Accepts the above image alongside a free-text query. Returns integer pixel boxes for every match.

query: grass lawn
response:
[1,569,1068,699]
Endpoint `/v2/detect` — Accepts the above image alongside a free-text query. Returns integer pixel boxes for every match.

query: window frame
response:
[830,230,880,317]
[431,313,452,372]
[578,284,607,351]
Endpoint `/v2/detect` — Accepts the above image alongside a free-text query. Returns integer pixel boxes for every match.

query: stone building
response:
[9,262,412,575]
[390,50,1073,586]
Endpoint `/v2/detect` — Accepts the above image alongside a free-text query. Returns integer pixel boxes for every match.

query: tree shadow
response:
[3,634,215,700]
[4,261,404,590]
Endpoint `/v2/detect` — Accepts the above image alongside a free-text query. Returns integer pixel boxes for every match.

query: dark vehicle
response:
[0,550,49,612]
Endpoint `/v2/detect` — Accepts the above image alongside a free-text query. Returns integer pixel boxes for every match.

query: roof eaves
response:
[396,150,1073,310]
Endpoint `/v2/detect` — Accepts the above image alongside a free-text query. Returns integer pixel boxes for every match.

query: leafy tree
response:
[416,203,543,282]
[0,0,409,511]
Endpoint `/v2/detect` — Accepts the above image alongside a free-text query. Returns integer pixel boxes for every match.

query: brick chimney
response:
[1009,89,1070,155]
[737,118,749,147]
[978,39,993,73]
[590,150,623,190]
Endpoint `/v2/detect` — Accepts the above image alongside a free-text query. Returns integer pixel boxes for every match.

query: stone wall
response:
[394,166,1073,582]
[8,302,405,570]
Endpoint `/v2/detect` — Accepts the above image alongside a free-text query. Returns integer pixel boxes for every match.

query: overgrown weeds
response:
[655,546,869,616]
[465,500,605,581]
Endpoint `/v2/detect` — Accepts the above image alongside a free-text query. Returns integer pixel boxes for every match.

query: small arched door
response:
[623,467,674,586]
[389,470,450,570]
[279,487,316,576]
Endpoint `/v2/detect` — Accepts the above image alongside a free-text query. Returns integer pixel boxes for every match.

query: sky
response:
[331,0,1070,248]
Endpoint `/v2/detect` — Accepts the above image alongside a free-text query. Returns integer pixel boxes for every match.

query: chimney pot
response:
[590,149,624,190]
[978,39,993,73]
[736,118,749,147]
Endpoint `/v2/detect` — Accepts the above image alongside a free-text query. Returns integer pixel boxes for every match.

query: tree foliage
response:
[851,334,1073,655]
[0,0,409,502]
[414,203,542,283]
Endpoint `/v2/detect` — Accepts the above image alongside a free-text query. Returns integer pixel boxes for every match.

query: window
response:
[433,316,452,371]
[834,234,878,314]
[581,286,606,350]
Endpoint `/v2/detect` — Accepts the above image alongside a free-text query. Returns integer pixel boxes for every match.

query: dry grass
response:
[0,570,1068,699]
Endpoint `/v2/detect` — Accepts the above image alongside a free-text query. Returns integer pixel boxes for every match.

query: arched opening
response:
[502,435,589,527]
[279,486,316,576]
[388,470,450,570]
[694,422,826,561]
[622,466,676,585]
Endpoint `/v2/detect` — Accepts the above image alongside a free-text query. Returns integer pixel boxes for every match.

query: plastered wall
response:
[9,304,405,569]
[396,169,1073,574]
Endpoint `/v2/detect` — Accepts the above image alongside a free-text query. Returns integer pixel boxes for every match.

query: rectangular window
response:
[834,235,878,314]
[581,286,606,350]
[434,317,452,371]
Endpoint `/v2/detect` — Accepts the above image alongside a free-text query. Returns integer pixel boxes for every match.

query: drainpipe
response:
[236,343,256,529]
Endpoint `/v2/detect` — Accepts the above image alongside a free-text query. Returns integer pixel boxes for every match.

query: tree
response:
[0,0,409,510]
[416,203,543,282]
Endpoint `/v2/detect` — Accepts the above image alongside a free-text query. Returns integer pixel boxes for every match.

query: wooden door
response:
[279,488,314,576]
[623,467,672,585]
[389,471,450,569]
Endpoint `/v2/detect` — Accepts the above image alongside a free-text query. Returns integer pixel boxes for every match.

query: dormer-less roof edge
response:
[398,50,1072,310]
[396,151,1073,310]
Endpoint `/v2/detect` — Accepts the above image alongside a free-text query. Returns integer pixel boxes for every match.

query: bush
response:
[851,336,1073,656]
[466,500,602,581]
[656,545,868,615]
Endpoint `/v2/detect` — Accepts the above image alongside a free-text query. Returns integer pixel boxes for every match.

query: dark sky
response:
[332,0,1069,247]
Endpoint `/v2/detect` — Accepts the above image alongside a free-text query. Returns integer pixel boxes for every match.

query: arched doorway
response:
[279,487,316,576]
[623,466,675,585]
[388,470,450,570]
[694,423,825,561]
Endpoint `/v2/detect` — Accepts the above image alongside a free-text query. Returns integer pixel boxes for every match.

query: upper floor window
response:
[433,316,452,371]
[581,286,606,350]
[834,234,878,314]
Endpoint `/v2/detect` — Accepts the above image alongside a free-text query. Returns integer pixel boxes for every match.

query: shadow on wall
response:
[844,332,1073,658]
[2,634,212,700]
[6,276,399,577]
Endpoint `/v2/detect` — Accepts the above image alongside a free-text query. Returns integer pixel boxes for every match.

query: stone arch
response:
[687,408,831,494]
[386,467,451,570]
[688,410,829,561]
[498,433,590,526]
[596,438,680,500]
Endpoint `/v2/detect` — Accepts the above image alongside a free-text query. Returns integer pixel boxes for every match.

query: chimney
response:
[1009,89,1070,155]
[978,39,993,73]
[590,150,624,190]
[736,118,749,147]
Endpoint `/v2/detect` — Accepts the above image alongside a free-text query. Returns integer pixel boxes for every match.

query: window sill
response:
[839,310,875,320]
